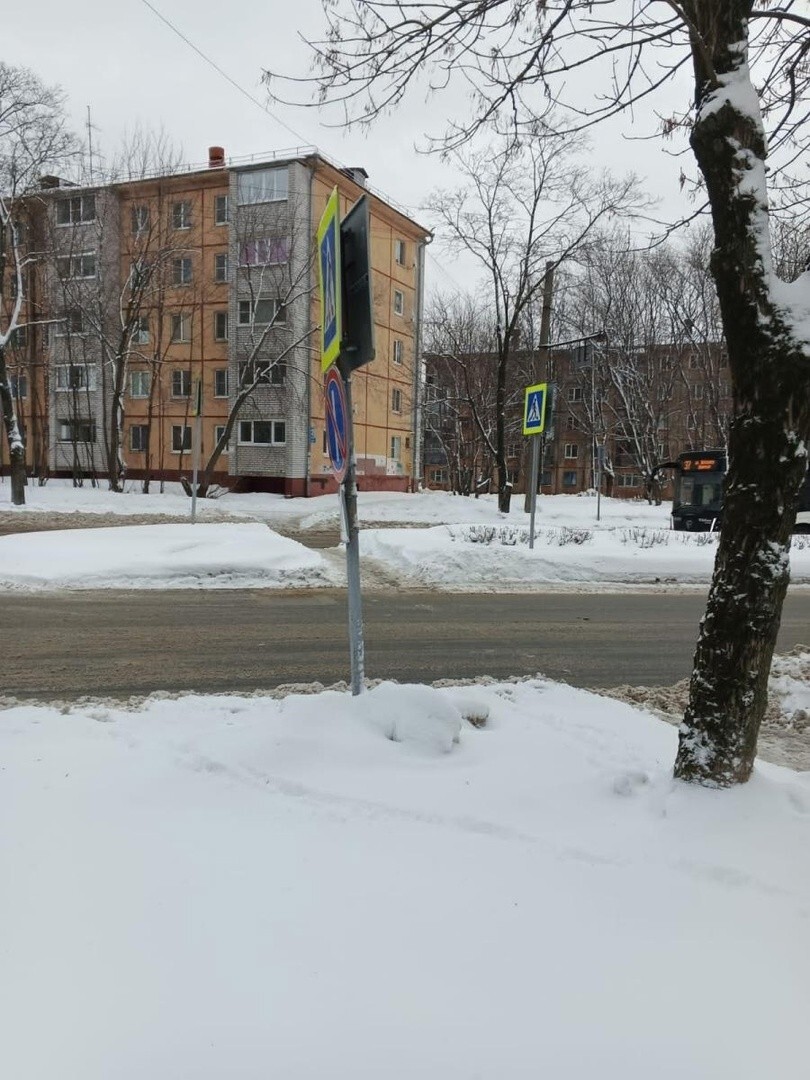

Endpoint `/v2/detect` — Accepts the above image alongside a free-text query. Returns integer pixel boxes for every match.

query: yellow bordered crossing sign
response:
[317,187,342,373]
[523,382,548,436]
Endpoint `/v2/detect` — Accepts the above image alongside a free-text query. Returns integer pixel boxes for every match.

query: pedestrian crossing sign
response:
[523,382,547,436]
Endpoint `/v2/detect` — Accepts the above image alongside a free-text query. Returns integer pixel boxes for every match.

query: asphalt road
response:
[4,587,809,701]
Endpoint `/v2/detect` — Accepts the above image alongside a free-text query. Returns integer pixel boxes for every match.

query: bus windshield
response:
[675,472,724,511]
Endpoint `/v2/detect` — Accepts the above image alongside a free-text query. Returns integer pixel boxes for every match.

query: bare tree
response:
[0,62,77,504]
[286,1,810,787]
[428,133,638,510]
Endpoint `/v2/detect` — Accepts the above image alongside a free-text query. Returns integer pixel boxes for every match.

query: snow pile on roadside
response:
[0,678,806,1079]
[361,522,810,588]
[600,646,810,770]
[0,523,338,591]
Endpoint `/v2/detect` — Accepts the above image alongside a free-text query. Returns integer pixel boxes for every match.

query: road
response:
[4,587,809,700]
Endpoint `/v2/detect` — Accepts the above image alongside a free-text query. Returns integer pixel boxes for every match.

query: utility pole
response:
[524,261,555,513]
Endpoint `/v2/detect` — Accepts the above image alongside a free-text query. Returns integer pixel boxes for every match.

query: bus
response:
[654,449,810,532]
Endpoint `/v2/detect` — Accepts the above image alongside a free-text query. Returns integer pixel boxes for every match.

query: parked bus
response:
[653,449,810,532]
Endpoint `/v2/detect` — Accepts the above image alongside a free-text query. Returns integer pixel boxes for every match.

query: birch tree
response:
[283,0,810,787]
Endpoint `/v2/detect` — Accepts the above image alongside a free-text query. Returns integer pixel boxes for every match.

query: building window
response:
[130,424,149,452]
[214,194,229,225]
[214,311,228,341]
[430,468,447,484]
[172,369,192,398]
[56,194,96,226]
[391,387,402,413]
[394,239,406,266]
[171,201,192,229]
[393,289,404,316]
[214,425,230,453]
[617,473,641,488]
[132,316,150,345]
[390,435,402,460]
[56,309,84,336]
[9,374,28,399]
[507,442,519,458]
[563,470,578,487]
[237,298,285,325]
[131,205,150,234]
[130,370,151,398]
[11,326,28,348]
[171,425,192,452]
[172,257,193,286]
[238,360,286,386]
[236,167,288,205]
[392,339,403,365]
[214,253,229,283]
[55,364,97,392]
[214,369,228,397]
[56,252,96,280]
[238,419,286,445]
[566,414,576,430]
[691,383,704,399]
[566,386,582,403]
[57,418,97,443]
[239,237,290,267]
[170,314,190,342]
[564,443,579,459]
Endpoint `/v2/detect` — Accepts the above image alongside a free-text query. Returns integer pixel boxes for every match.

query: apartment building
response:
[423,341,732,498]
[1,147,430,495]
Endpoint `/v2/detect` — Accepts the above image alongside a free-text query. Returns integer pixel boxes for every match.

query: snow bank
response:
[0,523,337,590]
[0,679,807,1078]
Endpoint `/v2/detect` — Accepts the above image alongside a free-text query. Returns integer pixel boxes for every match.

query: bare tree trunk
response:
[674,4,810,785]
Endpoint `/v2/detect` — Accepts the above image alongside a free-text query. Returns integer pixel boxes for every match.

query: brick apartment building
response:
[423,340,731,498]
[1,147,430,495]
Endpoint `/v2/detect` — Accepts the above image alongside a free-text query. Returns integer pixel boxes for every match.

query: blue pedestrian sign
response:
[325,366,349,482]
[317,187,343,373]
[523,382,548,436]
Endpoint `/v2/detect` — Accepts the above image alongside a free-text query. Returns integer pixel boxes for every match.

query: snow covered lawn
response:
[0,523,337,591]
[1,679,807,1078]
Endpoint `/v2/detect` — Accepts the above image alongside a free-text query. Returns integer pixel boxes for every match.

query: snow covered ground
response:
[1,678,808,1079]
[2,485,810,589]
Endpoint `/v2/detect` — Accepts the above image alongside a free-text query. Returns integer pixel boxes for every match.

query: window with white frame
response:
[564,443,579,459]
[214,253,229,283]
[214,311,228,341]
[130,370,151,398]
[171,201,192,229]
[171,425,192,452]
[392,339,403,364]
[214,194,230,225]
[391,387,402,413]
[172,369,192,397]
[566,386,582,403]
[10,374,28,398]
[239,237,290,267]
[238,419,286,445]
[394,239,406,265]
[237,298,285,325]
[214,369,228,397]
[130,424,149,452]
[430,468,447,485]
[57,418,96,443]
[390,435,402,460]
[56,194,96,225]
[214,425,230,452]
[566,414,576,430]
[236,167,288,205]
[56,252,96,280]
[170,314,190,342]
[131,257,151,289]
[393,289,404,316]
[131,205,150,234]
[562,470,577,487]
[239,360,286,386]
[172,257,193,286]
[691,383,704,399]
[507,442,519,458]
[55,364,97,392]
[132,315,150,344]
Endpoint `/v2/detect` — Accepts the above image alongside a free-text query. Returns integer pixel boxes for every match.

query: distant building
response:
[2,147,430,495]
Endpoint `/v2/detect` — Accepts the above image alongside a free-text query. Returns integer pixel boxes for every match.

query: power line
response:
[137,0,311,147]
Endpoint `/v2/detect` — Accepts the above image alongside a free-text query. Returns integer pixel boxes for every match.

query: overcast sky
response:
[6,0,699,294]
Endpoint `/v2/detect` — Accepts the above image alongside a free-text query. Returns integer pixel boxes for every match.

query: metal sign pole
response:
[341,370,365,696]
[190,379,202,524]
[528,434,540,549]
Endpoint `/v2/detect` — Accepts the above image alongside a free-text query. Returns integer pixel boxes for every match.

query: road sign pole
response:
[528,435,540,549]
[341,369,365,695]
[190,379,203,524]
